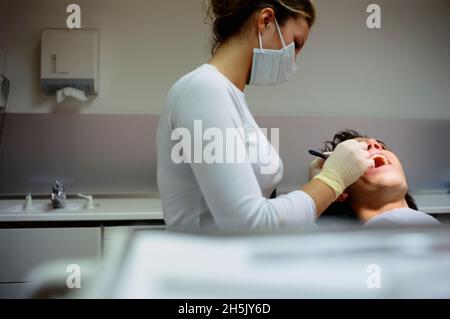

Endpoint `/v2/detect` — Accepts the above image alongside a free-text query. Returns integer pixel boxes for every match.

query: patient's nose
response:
[367,138,382,151]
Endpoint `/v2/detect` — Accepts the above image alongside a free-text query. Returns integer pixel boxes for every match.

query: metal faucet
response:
[51,180,66,209]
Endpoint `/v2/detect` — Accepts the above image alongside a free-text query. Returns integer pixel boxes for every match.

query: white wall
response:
[0,49,5,76]
[1,0,449,118]
[1,0,210,114]
[247,0,450,119]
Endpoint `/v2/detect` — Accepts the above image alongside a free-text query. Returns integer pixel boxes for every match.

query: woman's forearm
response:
[301,179,336,218]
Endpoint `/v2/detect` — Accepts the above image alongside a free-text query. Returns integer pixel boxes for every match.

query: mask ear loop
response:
[274,18,287,48]
[274,18,297,69]
[259,18,286,50]
[258,31,264,50]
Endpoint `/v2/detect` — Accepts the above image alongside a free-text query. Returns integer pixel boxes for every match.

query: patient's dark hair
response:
[320,129,418,221]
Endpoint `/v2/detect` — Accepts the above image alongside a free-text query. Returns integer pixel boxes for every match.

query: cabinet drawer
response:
[0,227,101,283]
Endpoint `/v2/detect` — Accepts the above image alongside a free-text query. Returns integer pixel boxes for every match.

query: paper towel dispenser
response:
[41,29,99,95]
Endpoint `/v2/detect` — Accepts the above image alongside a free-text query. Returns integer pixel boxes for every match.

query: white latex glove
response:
[309,152,332,180]
[314,140,374,198]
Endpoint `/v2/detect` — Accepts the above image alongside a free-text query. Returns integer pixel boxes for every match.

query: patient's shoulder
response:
[364,208,440,228]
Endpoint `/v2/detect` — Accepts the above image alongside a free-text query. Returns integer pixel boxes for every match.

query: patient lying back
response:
[315,130,440,228]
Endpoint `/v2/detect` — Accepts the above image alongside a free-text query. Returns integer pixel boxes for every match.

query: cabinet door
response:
[0,282,35,299]
[0,227,101,283]
[103,225,166,256]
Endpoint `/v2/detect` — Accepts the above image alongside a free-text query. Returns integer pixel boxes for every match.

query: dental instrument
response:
[308,150,329,160]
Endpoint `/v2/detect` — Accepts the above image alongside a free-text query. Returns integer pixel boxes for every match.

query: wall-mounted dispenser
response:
[41,29,98,100]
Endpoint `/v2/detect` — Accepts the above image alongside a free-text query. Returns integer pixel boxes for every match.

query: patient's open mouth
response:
[370,154,390,168]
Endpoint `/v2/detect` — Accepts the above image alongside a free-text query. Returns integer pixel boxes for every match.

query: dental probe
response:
[308,150,330,160]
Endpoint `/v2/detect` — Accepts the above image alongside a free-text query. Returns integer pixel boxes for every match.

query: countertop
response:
[0,192,448,223]
[412,192,450,214]
[0,197,163,222]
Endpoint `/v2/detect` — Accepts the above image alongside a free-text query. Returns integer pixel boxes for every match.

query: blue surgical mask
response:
[249,19,298,86]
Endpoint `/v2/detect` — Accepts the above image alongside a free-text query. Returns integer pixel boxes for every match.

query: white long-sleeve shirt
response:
[156,64,316,231]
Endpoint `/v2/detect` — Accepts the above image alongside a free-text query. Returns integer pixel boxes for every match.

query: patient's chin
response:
[351,178,408,204]
[361,172,406,190]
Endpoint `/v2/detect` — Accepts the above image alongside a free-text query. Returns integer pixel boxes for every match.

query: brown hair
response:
[319,129,418,223]
[205,0,316,54]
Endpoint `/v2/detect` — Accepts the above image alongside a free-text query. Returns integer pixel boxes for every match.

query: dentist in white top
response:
[157,0,374,231]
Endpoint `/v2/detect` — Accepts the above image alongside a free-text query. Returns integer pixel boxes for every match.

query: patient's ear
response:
[336,192,349,202]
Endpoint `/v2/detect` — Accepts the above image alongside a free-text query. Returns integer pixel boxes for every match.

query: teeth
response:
[370,154,390,168]
[370,154,388,161]
[371,155,386,159]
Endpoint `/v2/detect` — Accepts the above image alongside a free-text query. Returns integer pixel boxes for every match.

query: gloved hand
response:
[314,140,374,198]
[309,151,332,180]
